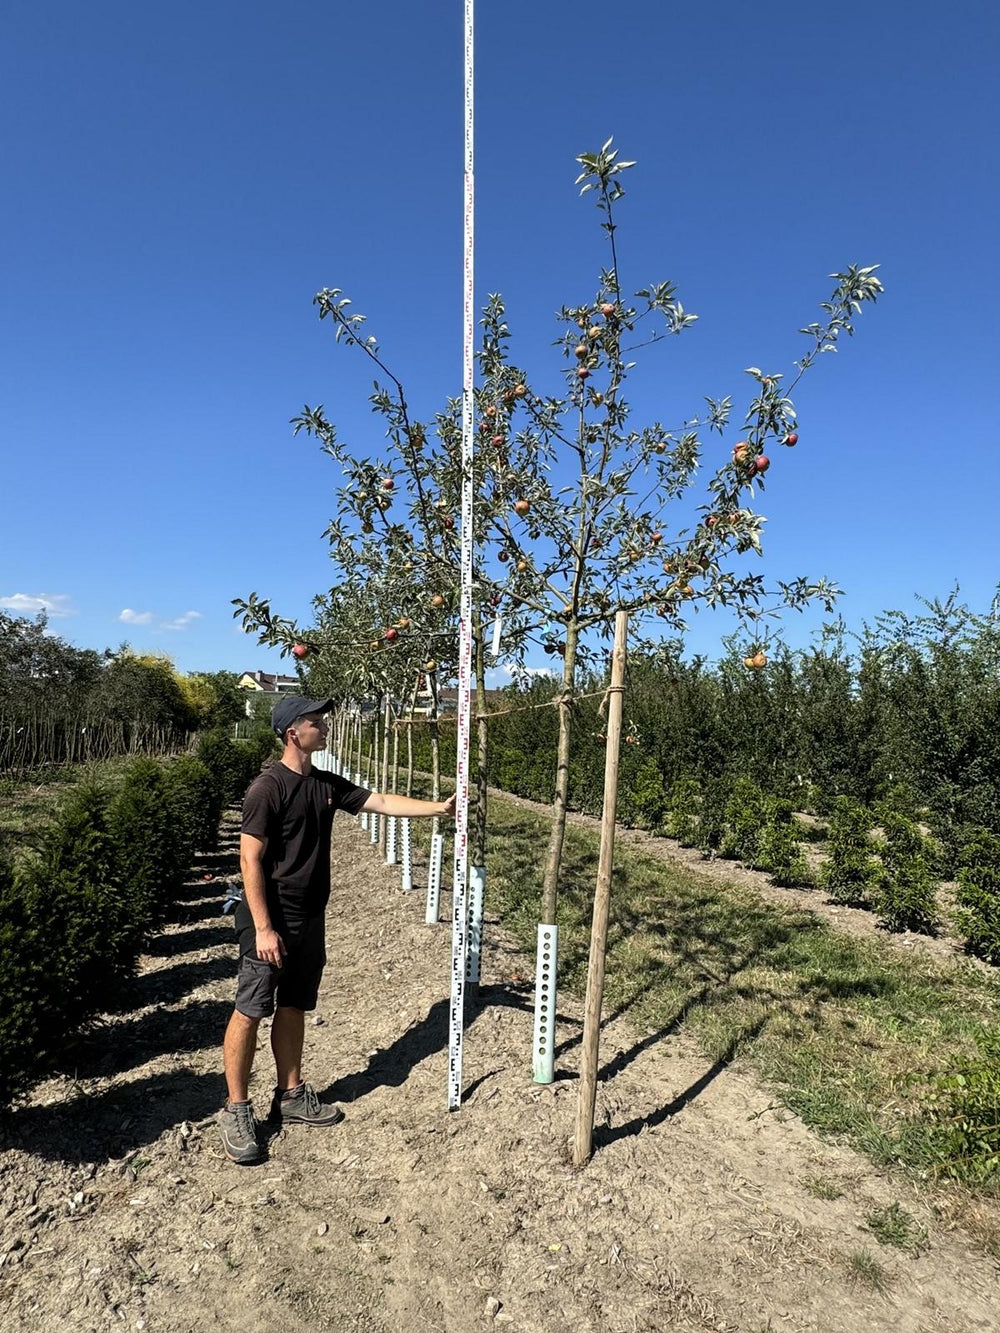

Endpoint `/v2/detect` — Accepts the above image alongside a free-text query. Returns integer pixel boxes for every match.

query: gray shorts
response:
[233,900,326,1018]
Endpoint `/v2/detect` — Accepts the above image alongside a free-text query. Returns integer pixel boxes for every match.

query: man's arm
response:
[362,791,456,819]
[239,833,286,968]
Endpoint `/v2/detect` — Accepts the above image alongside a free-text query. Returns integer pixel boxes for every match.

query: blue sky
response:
[2,1,997,678]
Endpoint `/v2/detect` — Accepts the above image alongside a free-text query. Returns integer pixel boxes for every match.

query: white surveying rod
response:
[448,0,474,1114]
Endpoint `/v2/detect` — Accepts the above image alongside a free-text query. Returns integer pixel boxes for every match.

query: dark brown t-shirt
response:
[241,763,371,920]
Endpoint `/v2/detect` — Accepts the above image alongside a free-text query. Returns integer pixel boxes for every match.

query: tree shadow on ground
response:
[3,1070,223,1165]
[144,923,235,959]
[317,984,557,1106]
[592,1016,768,1152]
[131,956,234,1008]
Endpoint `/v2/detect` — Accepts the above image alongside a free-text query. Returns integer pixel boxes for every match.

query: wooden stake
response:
[573,610,628,1167]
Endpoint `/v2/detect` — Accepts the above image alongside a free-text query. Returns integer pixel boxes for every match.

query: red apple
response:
[650,531,663,545]
[443,515,455,530]
[513,383,527,398]
[514,498,530,517]
[381,477,394,491]
[431,594,445,608]
[754,456,771,474]
[292,644,309,660]
[600,302,615,316]
[577,367,590,380]
[384,627,398,643]
[784,432,798,447]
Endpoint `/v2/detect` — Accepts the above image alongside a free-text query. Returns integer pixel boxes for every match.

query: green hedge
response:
[0,733,271,1111]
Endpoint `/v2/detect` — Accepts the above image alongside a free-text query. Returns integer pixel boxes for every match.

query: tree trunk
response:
[540,622,579,924]
[473,622,489,866]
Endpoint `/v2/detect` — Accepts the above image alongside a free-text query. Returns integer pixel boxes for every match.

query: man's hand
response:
[255,927,286,968]
[440,792,457,819]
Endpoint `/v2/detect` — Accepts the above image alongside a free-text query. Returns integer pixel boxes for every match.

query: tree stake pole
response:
[573,609,628,1167]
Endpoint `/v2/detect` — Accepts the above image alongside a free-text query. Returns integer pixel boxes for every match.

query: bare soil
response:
[1,812,997,1333]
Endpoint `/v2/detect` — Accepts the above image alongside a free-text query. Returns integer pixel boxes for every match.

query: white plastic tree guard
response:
[426,830,444,925]
[466,864,485,985]
[532,923,558,1084]
[400,818,413,892]
[386,815,398,865]
[369,812,380,846]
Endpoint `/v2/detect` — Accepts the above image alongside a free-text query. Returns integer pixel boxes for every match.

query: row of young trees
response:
[235,141,883,1081]
[0,610,252,770]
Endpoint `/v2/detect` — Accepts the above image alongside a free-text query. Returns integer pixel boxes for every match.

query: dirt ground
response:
[1,812,997,1333]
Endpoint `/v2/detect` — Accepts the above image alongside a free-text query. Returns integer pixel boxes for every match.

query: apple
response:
[587,325,602,340]
[361,521,373,534]
[514,498,530,517]
[516,559,529,573]
[650,531,663,545]
[291,643,309,660]
[754,455,770,474]
[705,515,719,528]
[784,432,798,447]
[600,302,615,317]
[381,477,394,491]
[443,515,455,530]
[752,651,767,668]
[498,549,509,563]
[574,343,588,359]
[513,384,527,398]
[654,441,667,454]
[485,405,496,419]
[491,434,505,447]
[397,617,410,629]
[577,366,590,379]
[743,656,756,669]
[425,659,437,673]
[733,442,750,464]
[679,584,694,598]
[592,391,604,405]
[662,559,676,574]
[431,594,445,608]
[384,627,398,643]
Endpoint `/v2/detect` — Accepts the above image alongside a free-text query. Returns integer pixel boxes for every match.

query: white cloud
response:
[0,592,75,617]
[161,610,202,632]
[119,608,153,625]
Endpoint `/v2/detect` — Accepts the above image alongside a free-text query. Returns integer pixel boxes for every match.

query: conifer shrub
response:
[664,775,700,846]
[821,796,882,907]
[107,758,182,945]
[760,799,814,887]
[954,830,1000,963]
[876,812,940,934]
[165,755,222,857]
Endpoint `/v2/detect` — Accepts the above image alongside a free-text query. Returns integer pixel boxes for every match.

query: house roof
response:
[239,670,300,692]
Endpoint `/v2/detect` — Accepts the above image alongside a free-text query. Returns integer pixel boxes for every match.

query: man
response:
[219,695,455,1165]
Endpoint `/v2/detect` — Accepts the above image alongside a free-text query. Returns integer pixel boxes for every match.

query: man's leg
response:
[223,1009,261,1104]
[271,1005,304,1092]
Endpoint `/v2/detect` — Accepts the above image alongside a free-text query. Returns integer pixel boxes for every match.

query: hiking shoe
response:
[218,1100,262,1164]
[270,1082,345,1127]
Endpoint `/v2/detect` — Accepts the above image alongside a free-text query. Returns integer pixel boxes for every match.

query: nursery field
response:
[2,791,998,1333]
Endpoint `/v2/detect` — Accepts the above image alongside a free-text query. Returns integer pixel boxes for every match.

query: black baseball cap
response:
[271,696,334,738]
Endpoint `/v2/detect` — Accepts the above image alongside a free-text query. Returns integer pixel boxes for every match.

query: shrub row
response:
[0,727,275,1110]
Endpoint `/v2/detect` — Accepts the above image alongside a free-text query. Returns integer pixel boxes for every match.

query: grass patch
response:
[406,783,1000,1222]
[844,1247,892,1293]
[863,1202,928,1254]
[803,1175,843,1200]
